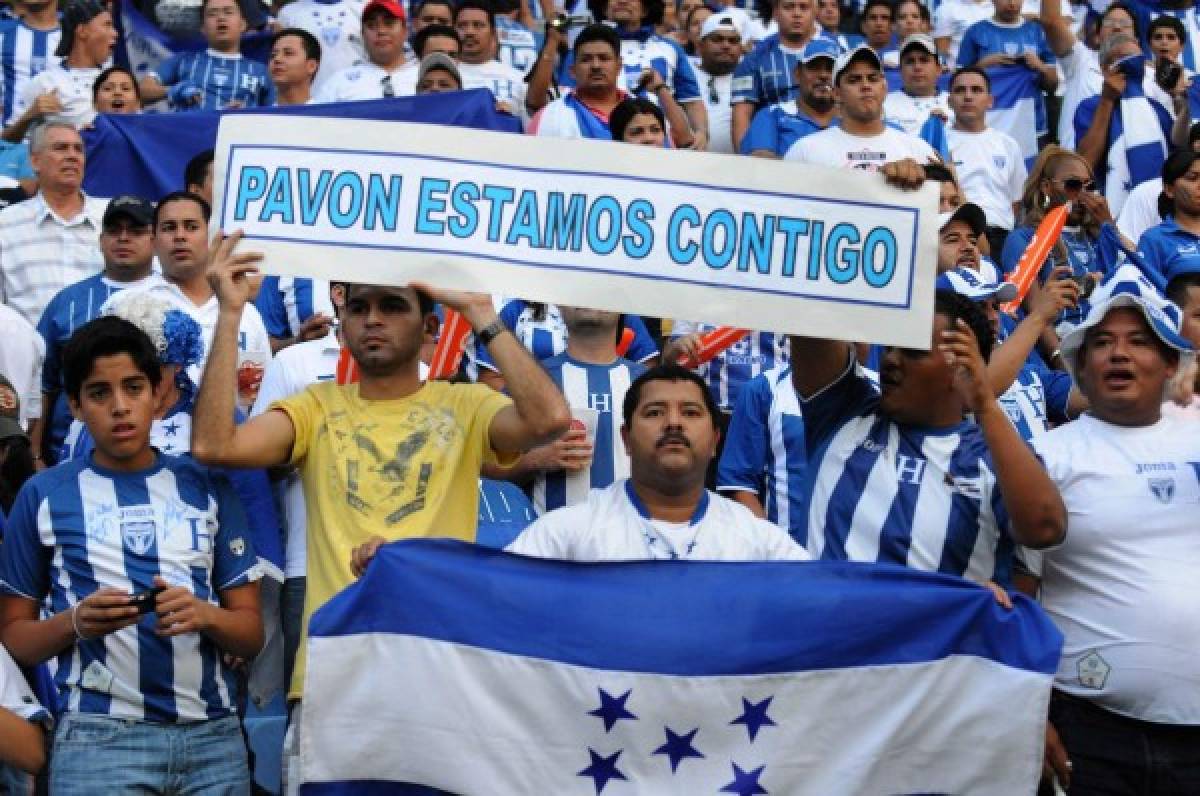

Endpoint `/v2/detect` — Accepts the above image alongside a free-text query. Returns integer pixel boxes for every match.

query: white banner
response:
[213,116,939,347]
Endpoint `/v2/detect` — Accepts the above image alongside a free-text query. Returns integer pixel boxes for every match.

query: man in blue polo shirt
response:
[0,316,263,792]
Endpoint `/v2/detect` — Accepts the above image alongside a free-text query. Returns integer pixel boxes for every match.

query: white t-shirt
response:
[783,125,937,172]
[1057,40,1101,150]
[947,126,1027,230]
[1116,176,1163,244]
[276,0,366,94]
[882,90,952,137]
[507,480,809,562]
[458,60,528,119]
[933,0,994,66]
[1032,413,1200,724]
[314,60,418,103]
[21,63,101,131]
[0,644,46,724]
[0,301,43,423]
[693,65,734,154]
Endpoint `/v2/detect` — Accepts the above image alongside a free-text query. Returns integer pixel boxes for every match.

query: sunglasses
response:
[1058,177,1097,195]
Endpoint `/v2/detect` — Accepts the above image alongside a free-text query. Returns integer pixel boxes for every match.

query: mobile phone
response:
[1071,272,1095,300]
[129,586,165,615]
[1156,59,1183,92]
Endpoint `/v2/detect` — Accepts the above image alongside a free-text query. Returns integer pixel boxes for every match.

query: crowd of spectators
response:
[0,0,1197,792]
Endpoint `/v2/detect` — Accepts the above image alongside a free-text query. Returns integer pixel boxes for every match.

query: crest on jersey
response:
[322,26,340,46]
[992,155,1006,169]
[121,505,158,555]
[1148,477,1175,503]
[229,537,246,556]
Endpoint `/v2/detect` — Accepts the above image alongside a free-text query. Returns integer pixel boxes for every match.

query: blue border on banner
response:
[219,144,926,311]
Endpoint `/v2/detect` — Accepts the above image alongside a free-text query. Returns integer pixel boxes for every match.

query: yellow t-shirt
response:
[274,379,513,698]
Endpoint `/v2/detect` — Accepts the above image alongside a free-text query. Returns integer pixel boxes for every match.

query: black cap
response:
[102,195,155,228]
[56,0,107,58]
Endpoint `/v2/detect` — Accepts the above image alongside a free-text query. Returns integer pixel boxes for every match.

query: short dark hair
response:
[950,65,991,93]
[412,23,460,57]
[1158,148,1200,218]
[1149,13,1186,44]
[62,316,163,401]
[1167,271,1200,308]
[861,0,892,18]
[342,284,436,317]
[610,97,665,142]
[92,66,142,101]
[414,0,455,16]
[622,364,721,430]
[454,0,496,27]
[573,23,621,58]
[201,0,246,19]
[274,27,321,64]
[893,0,931,25]
[934,289,994,361]
[154,190,211,227]
[183,149,214,192]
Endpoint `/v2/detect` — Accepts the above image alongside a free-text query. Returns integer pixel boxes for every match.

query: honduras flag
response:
[300,540,1062,794]
[984,65,1041,170]
[1104,59,1170,218]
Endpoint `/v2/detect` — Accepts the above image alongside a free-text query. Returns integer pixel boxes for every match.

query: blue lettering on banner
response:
[777,217,809,278]
[668,205,701,264]
[826,223,860,284]
[482,185,516,242]
[260,167,295,223]
[545,192,585,251]
[862,227,897,288]
[738,214,776,274]
[505,190,543,247]
[328,172,364,229]
[702,209,737,270]
[234,166,268,221]
[586,196,622,255]
[449,182,480,238]
[623,199,654,259]
[298,169,332,225]
[415,177,450,235]
[364,175,403,232]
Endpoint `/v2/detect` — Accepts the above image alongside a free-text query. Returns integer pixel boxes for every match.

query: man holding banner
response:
[191,231,570,705]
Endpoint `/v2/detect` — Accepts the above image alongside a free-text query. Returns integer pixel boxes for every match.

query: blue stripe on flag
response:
[309,539,1063,676]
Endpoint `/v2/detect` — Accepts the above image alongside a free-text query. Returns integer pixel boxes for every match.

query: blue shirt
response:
[740,100,831,156]
[532,354,646,513]
[253,275,328,340]
[0,454,260,722]
[496,17,540,75]
[476,478,537,550]
[673,324,790,411]
[956,19,1055,134]
[154,50,274,111]
[1000,225,1102,328]
[717,365,808,542]
[36,275,149,464]
[998,364,1072,442]
[1137,218,1200,286]
[558,25,701,105]
[470,301,659,377]
[732,33,839,109]
[800,357,1014,584]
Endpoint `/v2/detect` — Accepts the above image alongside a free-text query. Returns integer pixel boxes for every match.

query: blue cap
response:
[802,37,840,65]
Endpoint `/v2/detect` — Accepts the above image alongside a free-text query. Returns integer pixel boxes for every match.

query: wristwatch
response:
[476,319,507,347]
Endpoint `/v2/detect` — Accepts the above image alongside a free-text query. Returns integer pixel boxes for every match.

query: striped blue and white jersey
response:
[557,26,701,104]
[0,20,60,127]
[997,364,1072,442]
[153,49,274,111]
[717,365,808,542]
[469,300,659,378]
[672,322,789,412]
[253,275,333,341]
[533,354,646,513]
[495,17,539,75]
[731,32,839,109]
[802,357,1014,585]
[0,454,261,722]
[476,478,537,550]
[36,274,158,464]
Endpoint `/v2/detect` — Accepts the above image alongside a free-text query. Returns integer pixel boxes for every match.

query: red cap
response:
[363,0,405,20]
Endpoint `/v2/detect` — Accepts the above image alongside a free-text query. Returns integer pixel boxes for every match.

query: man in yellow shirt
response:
[190,232,571,786]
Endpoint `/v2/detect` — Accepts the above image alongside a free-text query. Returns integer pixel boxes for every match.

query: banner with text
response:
[214,115,939,346]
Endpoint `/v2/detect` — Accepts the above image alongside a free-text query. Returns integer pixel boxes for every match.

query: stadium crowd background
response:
[0,0,1197,791]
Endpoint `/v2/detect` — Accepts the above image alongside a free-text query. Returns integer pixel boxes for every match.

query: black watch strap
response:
[476,319,507,347]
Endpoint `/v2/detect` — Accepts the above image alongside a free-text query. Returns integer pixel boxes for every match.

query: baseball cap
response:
[833,44,883,84]
[417,53,461,88]
[363,0,406,20]
[938,202,987,237]
[102,195,155,228]
[0,375,25,442]
[801,37,840,65]
[899,33,939,60]
[936,267,1018,303]
[700,13,738,40]
[56,0,107,58]
[1058,264,1195,386]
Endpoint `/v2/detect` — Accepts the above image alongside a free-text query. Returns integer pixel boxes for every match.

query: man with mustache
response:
[742,37,837,158]
[454,0,528,121]
[506,365,809,561]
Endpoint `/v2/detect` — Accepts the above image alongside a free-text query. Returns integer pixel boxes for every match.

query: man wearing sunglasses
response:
[692,14,741,154]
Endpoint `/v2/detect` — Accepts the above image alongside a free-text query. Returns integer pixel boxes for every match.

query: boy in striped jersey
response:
[0,0,61,128]
[140,0,274,111]
[793,290,1066,585]
[0,316,263,792]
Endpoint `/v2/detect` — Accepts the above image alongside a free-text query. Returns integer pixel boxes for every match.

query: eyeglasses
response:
[381,75,395,98]
[1056,177,1096,195]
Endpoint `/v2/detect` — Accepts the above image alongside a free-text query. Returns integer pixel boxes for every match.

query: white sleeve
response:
[1007,138,1028,201]
[933,5,954,39]
[251,352,295,417]
[239,303,274,359]
[1117,182,1162,244]
[0,645,47,724]
[505,508,578,559]
[757,520,812,561]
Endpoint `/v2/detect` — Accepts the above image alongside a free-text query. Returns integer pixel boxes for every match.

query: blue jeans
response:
[49,713,250,795]
[1051,691,1200,795]
[281,576,306,692]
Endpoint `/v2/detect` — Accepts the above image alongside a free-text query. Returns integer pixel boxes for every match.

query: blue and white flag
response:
[985,65,1040,170]
[1107,68,1169,218]
[300,539,1062,794]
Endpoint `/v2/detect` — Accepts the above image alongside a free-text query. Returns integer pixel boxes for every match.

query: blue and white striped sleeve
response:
[717,374,771,494]
[0,483,50,601]
[210,473,262,591]
[669,42,701,102]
